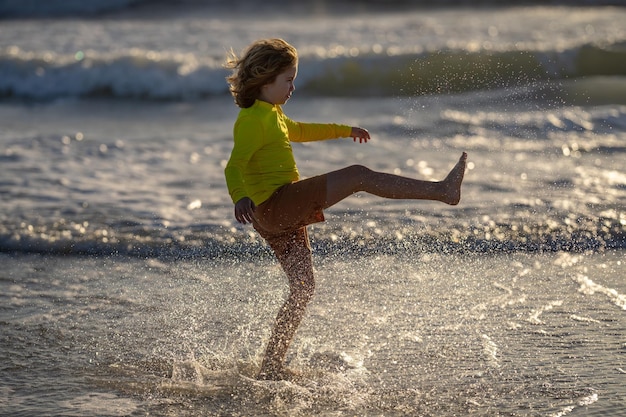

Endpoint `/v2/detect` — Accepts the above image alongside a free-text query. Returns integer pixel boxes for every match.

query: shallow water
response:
[1,250,625,416]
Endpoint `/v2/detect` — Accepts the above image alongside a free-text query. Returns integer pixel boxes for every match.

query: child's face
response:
[259,65,297,105]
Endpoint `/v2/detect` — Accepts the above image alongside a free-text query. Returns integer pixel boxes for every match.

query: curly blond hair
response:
[225,38,298,108]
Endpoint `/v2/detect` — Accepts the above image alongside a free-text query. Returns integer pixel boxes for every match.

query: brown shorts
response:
[252,174,327,245]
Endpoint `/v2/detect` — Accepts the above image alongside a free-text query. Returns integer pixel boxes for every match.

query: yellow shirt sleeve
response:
[284,113,352,143]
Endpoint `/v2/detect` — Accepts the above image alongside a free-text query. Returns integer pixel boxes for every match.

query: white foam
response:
[574,274,626,310]
[481,334,500,368]
[56,393,139,416]
[527,300,564,325]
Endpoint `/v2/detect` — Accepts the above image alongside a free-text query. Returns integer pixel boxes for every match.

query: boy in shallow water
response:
[224,38,467,381]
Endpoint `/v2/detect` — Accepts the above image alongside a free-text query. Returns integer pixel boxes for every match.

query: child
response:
[224,38,467,381]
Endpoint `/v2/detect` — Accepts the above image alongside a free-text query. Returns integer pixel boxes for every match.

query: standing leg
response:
[324,152,467,209]
[258,227,315,380]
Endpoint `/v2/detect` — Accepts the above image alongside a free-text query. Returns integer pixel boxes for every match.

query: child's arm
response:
[225,116,264,224]
[284,113,370,144]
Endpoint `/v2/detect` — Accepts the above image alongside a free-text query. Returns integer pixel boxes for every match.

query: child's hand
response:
[234,197,256,224]
[351,127,370,143]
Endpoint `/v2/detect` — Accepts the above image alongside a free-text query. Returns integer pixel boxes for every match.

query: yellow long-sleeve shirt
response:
[224,100,352,206]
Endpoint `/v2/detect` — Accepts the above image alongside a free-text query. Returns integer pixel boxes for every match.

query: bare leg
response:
[324,152,467,209]
[258,228,315,381]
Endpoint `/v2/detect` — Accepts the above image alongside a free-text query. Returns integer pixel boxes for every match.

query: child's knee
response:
[347,164,371,178]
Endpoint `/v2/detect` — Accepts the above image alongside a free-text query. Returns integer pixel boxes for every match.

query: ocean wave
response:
[0,47,224,100]
[1,43,625,101]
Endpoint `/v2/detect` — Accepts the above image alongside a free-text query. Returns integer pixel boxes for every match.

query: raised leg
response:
[324,152,467,209]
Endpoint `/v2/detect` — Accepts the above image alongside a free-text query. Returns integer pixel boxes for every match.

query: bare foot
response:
[257,363,281,381]
[441,152,467,205]
[257,366,302,382]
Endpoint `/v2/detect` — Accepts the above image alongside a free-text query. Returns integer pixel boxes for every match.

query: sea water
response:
[1,1,625,416]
